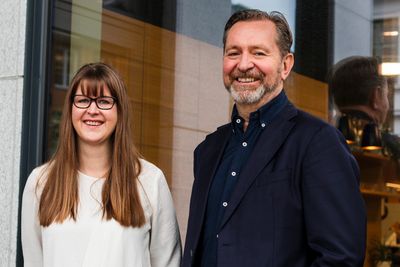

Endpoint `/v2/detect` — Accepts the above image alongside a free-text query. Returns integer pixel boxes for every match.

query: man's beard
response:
[229,84,267,104]
[227,70,281,105]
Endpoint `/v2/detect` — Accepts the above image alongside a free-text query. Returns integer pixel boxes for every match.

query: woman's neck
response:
[78,142,112,178]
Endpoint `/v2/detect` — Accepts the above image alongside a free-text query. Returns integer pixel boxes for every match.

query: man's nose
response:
[237,53,254,72]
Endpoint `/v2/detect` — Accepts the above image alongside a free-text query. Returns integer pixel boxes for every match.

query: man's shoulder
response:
[293,107,332,129]
[195,123,231,152]
[291,108,346,146]
[279,104,341,142]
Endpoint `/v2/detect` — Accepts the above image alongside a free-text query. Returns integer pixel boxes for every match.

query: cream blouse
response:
[21,159,181,267]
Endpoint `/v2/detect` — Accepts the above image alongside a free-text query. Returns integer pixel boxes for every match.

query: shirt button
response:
[231,171,236,176]
[216,234,219,238]
[222,202,228,207]
[242,142,247,147]
[261,123,266,128]
[236,118,241,123]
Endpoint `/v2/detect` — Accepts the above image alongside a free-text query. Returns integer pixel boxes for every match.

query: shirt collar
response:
[231,90,288,130]
[341,109,374,122]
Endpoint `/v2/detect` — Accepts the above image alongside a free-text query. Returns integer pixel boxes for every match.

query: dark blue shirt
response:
[198,91,289,267]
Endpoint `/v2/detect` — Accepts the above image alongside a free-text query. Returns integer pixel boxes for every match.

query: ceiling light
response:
[381,62,400,76]
[383,31,399,36]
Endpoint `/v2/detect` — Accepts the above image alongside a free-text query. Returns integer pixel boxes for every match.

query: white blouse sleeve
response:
[21,168,43,267]
[149,169,182,267]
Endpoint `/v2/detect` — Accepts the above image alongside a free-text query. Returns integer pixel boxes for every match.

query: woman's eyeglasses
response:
[73,95,117,110]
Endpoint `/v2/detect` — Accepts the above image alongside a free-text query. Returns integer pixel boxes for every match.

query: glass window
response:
[45,1,400,265]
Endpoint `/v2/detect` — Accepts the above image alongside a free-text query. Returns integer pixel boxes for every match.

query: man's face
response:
[223,20,292,105]
[377,84,390,124]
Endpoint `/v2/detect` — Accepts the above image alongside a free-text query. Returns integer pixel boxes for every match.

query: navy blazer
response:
[182,103,366,267]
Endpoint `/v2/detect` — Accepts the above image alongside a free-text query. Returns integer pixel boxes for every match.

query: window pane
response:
[46,1,400,261]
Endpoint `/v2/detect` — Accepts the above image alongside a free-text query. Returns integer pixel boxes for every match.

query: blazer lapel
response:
[190,124,231,248]
[219,104,298,230]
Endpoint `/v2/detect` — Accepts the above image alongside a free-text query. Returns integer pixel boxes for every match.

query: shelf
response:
[352,150,390,162]
[361,188,400,198]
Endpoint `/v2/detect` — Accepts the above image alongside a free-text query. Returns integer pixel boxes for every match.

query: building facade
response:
[0,0,26,265]
[1,0,400,266]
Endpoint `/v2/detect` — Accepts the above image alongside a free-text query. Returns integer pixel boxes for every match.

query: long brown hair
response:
[38,62,145,227]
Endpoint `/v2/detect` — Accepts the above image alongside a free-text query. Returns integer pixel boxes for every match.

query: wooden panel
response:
[102,55,144,103]
[101,9,144,61]
[142,64,175,108]
[143,23,176,70]
[141,103,174,147]
[285,72,329,121]
[101,10,146,147]
[101,10,144,102]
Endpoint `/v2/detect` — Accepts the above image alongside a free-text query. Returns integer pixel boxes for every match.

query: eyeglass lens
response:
[73,95,116,110]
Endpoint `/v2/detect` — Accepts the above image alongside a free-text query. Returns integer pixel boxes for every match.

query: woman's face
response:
[71,84,118,148]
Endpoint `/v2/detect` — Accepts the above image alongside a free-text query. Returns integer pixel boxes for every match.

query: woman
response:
[21,63,181,267]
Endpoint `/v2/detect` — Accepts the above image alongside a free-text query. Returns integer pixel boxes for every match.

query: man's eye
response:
[254,52,266,56]
[226,53,239,58]
[225,51,239,57]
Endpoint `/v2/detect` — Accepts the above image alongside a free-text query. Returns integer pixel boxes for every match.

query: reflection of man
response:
[182,9,366,267]
[330,56,389,135]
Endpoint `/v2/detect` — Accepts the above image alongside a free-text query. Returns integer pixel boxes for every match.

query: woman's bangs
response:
[79,79,106,96]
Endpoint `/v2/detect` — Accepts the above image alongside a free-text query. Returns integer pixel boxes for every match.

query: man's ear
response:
[281,53,294,81]
[371,87,381,110]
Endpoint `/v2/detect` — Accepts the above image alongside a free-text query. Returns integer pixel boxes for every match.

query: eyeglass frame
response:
[72,94,117,110]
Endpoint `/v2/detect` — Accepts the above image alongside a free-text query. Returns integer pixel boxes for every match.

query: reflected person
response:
[328,56,400,158]
[21,63,181,267]
[182,9,366,267]
[329,56,389,146]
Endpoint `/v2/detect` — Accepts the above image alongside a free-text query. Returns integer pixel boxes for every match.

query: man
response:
[330,56,400,158]
[183,9,366,267]
[330,56,389,143]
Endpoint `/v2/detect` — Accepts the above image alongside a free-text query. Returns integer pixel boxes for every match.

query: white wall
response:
[0,0,26,265]
[374,0,400,19]
[334,0,373,63]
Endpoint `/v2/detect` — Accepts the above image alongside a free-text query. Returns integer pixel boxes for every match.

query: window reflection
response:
[45,1,400,265]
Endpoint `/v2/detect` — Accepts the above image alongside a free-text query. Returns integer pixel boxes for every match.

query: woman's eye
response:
[78,98,90,104]
[98,99,111,105]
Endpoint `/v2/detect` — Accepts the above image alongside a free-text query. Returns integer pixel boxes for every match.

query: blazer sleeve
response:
[21,168,43,267]
[149,168,182,267]
[301,125,366,266]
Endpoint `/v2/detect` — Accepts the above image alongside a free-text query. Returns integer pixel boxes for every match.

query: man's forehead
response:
[226,20,276,37]
[225,20,278,47]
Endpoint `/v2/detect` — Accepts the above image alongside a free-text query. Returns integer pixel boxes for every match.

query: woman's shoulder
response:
[25,163,50,191]
[138,159,163,178]
[137,159,169,192]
